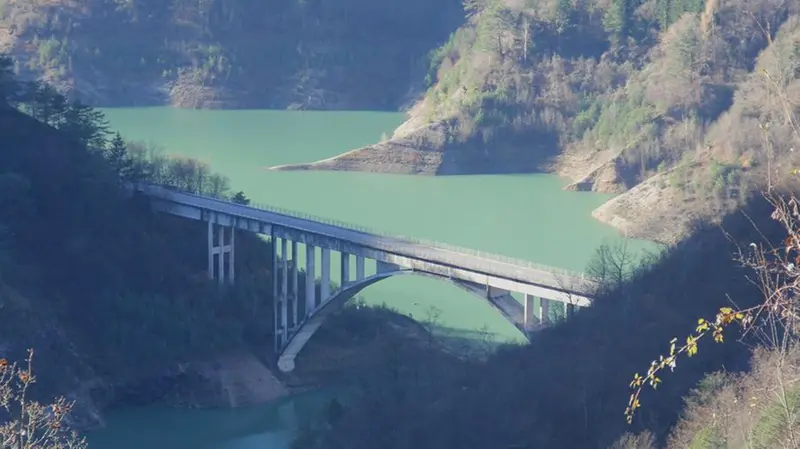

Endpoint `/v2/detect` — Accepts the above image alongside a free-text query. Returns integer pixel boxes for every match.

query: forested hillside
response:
[291,194,800,449]
[6,0,797,247]
[0,57,293,425]
[0,0,463,108]
[281,0,799,245]
[0,53,440,430]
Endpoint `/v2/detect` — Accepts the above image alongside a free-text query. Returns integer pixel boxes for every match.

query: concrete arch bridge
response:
[134,184,597,372]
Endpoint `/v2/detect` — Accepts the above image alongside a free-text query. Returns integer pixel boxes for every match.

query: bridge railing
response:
[144,184,592,284]
[247,200,591,282]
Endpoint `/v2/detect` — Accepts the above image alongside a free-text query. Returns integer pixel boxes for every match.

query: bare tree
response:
[586,239,636,295]
[625,16,800,425]
[422,305,443,350]
[0,349,87,449]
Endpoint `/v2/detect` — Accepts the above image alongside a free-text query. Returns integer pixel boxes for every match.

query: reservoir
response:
[89,107,655,449]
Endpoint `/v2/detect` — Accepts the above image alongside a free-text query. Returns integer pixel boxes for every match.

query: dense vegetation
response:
[401,0,800,242]
[291,193,800,449]
[2,1,800,447]
[5,0,798,238]
[0,0,463,109]
[0,56,311,418]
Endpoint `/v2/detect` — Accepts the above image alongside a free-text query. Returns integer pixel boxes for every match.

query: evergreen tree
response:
[231,191,250,205]
[60,100,110,150]
[0,56,17,107]
[106,132,135,181]
[20,82,67,126]
[554,0,574,34]
[603,0,632,45]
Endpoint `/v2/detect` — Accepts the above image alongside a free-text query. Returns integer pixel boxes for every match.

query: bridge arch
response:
[277,269,530,372]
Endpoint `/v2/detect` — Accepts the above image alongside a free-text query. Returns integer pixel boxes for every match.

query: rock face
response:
[269,117,562,176]
[269,122,449,175]
[195,352,290,408]
[108,351,288,409]
[589,162,741,246]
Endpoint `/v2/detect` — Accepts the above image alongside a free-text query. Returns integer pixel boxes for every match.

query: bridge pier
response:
[290,241,299,330]
[524,294,536,331]
[355,255,365,281]
[341,253,350,287]
[207,216,235,285]
[320,248,330,303]
[305,245,316,314]
[521,296,566,334]
[539,297,550,327]
[272,234,280,353]
[280,239,289,345]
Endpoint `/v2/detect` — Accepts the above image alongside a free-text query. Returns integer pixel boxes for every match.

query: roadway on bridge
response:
[140,185,594,296]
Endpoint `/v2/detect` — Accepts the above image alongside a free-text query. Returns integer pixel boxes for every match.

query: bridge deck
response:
[136,185,596,297]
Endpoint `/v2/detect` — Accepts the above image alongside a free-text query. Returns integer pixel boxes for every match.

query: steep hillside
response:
[276,0,799,244]
[291,196,784,449]
[0,62,297,426]
[0,0,463,109]
[594,15,800,244]
[0,58,455,431]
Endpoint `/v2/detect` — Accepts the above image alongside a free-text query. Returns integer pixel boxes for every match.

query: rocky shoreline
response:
[267,113,700,245]
[69,351,293,430]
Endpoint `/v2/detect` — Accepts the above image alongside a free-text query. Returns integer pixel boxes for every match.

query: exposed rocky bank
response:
[268,108,698,244]
[67,351,290,429]
[63,308,435,431]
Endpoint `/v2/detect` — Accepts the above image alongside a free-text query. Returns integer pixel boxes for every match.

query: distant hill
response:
[276,0,800,245]
[0,0,463,109]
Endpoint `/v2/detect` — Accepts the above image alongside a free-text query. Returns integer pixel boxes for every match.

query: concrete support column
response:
[523,294,536,332]
[305,245,316,316]
[539,298,550,327]
[320,248,330,304]
[355,256,365,281]
[207,217,214,279]
[228,226,235,284]
[280,239,289,345]
[271,234,279,354]
[290,241,299,330]
[206,215,234,285]
[340,253,350,287]
[217,222,225,286]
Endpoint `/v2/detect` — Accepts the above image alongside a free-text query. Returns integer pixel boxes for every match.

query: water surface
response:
[93,107,657,449]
